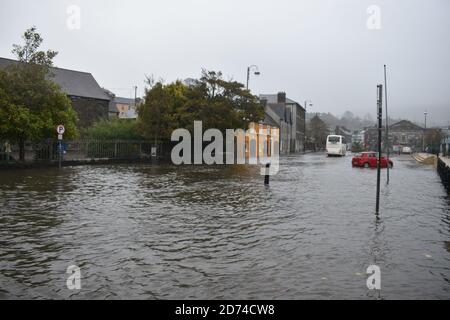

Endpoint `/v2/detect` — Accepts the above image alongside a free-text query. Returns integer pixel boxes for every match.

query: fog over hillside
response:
[305,111,439,132]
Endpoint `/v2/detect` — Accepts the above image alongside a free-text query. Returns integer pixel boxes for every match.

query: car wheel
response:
[364,163,369,168]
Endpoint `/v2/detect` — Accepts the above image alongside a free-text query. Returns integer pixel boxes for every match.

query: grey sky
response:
[1,0,449,126]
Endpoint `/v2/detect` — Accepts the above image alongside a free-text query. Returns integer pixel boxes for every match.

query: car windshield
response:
[328,136,340,143]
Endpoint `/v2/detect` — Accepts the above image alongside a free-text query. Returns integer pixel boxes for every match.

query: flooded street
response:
[0,153,449,299]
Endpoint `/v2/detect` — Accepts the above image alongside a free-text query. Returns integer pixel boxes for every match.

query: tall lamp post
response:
[246,65,260,90]
[384,65,390,184]
[423,111,428,152]
[304,100,313,151]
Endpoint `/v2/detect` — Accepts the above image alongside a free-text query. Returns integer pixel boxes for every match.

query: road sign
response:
[57,125,65,135]
[58,134,63,141]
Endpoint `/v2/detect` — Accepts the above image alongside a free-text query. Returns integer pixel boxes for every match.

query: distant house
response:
[0,57,111,127]
[334,125,353,146]
[260,92,305,154]
[352,130,365,145]
[365,120,425,151]
[104,89,139,119]
[440,126,450,156]
[113,97,138,119]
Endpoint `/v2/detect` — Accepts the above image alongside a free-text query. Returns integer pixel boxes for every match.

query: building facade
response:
[365,120,425,152]
[0,57,111,128]
[105,92,139,120]
[260,92,305,154]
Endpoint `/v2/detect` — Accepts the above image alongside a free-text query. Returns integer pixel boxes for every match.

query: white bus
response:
[326,135,347,157]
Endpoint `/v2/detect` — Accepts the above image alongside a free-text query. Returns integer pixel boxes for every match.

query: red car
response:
[352,152,393,168]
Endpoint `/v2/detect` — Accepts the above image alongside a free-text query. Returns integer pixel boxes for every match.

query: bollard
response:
[447,167,450,192]
[264,163,270,185]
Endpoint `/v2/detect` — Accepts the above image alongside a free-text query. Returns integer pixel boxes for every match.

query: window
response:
[401,135,406,143]
[328,136,340,143]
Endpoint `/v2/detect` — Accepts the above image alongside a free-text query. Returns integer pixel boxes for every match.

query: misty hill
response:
[306,111,406,132]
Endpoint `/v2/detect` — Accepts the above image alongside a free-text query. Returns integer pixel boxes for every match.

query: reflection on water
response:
[0,153,449,299]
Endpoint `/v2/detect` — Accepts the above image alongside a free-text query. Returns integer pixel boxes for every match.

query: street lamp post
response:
[246,65,260,90]
[423,111,428,152]
[384,65,390,185]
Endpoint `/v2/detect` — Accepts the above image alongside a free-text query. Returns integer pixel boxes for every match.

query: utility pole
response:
[134,85,138,106]
[376,84,383,215]
[384,65,390,185]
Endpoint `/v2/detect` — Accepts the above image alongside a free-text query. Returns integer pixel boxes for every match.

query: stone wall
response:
[70,96,109,128]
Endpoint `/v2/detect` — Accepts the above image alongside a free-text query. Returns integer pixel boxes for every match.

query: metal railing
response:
[437,157,450,193]
[0,139,165,163]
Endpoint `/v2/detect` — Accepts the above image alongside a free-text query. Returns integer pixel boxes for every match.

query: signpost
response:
[57,125,65,169]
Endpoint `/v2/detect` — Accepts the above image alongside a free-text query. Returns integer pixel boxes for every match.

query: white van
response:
[402,146,412,154]
[326,135,347,157]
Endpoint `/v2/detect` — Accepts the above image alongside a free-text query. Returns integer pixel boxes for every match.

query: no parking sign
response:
[56,125,65,135]
[57,125,65,140]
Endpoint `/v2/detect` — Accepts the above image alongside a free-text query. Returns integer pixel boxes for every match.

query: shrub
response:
[82,119,143,140]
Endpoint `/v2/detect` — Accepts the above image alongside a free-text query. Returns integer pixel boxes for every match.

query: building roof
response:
[114,97,136,105]
[390,120,423,131]
[108,96,139,115]
[266,103,292,124]
[260,94,300,106]
[0,57,110,101]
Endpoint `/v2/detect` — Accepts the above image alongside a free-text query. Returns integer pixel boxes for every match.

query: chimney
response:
[277,92,286,103]
[260,98,268,107]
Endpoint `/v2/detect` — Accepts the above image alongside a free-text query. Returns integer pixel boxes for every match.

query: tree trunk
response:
[19,138,25,161]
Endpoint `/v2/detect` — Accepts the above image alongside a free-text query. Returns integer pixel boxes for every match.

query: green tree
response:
[137,80,190,143]
[307,115,329,148]
[137,70,264,142]
[0,27,78,160]
[12,26,58,66]
[424,129,444,153]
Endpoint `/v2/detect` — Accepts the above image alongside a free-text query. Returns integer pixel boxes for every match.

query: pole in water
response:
[58,140,62,170]
[384,65,390,185]
[376,84,383,214]
[264,163,270,185]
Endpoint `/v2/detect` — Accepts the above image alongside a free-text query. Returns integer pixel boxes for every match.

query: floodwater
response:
[0,153,449,299]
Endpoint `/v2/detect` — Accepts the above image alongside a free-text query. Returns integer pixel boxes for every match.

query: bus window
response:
[328,136,340,143]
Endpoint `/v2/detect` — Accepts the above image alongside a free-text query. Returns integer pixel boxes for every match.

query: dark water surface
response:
[0,153,449,299]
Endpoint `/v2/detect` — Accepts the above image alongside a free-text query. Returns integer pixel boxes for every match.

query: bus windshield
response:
[328,136,341,143]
